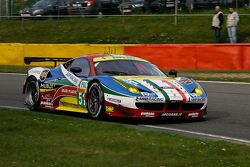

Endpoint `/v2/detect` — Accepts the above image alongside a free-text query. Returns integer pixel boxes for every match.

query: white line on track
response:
[0,105,27,110]
[143,125,250,144]
[0,72,26,76]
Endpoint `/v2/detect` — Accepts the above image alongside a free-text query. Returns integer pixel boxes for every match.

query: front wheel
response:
[87,82,105,118]
[24,78,40,111]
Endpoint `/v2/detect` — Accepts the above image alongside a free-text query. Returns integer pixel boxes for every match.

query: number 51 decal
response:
[77,81,88,107]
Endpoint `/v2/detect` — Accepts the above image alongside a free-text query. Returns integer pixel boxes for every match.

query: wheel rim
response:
[88,83,103,117]
[25,81,39,107]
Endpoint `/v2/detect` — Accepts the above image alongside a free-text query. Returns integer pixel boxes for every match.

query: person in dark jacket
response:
[211,6,224,43]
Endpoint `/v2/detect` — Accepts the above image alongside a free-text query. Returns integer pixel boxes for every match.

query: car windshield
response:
[33,0,56,7]
[94,60,165,76]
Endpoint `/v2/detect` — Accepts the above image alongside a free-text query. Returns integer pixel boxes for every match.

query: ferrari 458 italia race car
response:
[23,54,208,119]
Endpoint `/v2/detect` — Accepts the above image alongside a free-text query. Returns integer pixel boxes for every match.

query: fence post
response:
[174,0,178,25]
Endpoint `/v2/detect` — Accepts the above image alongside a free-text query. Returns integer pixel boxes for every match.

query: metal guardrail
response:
[0,13,250,18]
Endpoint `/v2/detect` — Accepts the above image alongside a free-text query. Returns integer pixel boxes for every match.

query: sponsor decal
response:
[79,80,88,88]
[53,86,77,102]
[141,92,156,97]
[40,70,49,81]
[162,80,188,102]
[188,96,206,102]
[65,72,79,85]
[136,96,164,102]
[178,78,193,85]
[41,83,56,89]
[188,112,199,117]
[106,106,114,112]
[160,86,173,89]
[61,64,81,86]
[77,81,88,107]
[141,112,155,117]
[40,93,53,108]
[61,88,76,94]
[40,101,53,106]
[107,98,121,103]
[190,93,200,98]
[144,79,170,102]
[161,113,183,117]
[125,80,139,86]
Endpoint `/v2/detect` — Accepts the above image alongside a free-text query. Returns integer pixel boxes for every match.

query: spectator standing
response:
[227,8,239,43]
[211,6,224,43]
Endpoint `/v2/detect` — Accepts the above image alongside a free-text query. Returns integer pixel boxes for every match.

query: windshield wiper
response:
[102,71,137,76]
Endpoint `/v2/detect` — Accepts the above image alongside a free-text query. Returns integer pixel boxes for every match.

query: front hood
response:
[112,76,206,103]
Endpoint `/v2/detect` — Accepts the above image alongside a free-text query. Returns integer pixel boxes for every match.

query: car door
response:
[50,57,91,112]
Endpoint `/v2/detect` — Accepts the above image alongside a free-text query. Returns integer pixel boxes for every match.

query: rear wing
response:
[24,57,72,67]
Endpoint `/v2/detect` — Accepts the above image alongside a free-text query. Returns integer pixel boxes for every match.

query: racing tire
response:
[24,78,40,111]
[87,82,105,118]
[201,107,208,121]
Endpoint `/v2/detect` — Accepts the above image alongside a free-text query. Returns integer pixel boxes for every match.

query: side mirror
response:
[168,69,177,77]
[70,67,82,74]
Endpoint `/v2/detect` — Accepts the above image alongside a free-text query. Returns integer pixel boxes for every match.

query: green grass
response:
[0,108,250,167]
[0,14,250,44]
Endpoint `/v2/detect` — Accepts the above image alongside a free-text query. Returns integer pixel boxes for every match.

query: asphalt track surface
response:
[1,73,250,144]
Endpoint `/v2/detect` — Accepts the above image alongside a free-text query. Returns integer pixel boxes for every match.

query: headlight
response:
[194,87,203,95]
[128,87,140,94]
[114,79,140,94]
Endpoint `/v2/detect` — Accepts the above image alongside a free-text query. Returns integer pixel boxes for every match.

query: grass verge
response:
[0,108,250,167]
[0,15,250,44]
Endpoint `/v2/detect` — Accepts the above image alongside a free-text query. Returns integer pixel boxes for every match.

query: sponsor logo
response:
[136,97,164,102]
[160,86,173,89]
[141,92,156,97]
[61,88,76,94]
[125,80,139,86]
[188,97,206,102]
[161,113,182,117]
[107,98,121,103]
[61,64,81,86]
[40,101,53,106]
[79,81,88,89]
[178,79,193,85]
[40,70,49,81]
[141,112,155,117]
[41,83,55,89]
[65,72,79,85]
[188,112,199,117]
[53,86,77,102]
[106,106,114,112]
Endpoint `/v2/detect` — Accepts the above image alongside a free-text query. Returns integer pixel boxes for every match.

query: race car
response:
[23,54,208,119]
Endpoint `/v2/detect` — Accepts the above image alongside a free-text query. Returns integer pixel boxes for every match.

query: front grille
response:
[166,103,181,110]
[181,103,204,111]
[135,103,164,111]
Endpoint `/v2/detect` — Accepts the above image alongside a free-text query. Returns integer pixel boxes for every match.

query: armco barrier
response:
[0,43,250,70]
[124,44,250,70]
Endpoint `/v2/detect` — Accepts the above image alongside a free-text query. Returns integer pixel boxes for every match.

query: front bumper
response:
[104,101,207,119]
